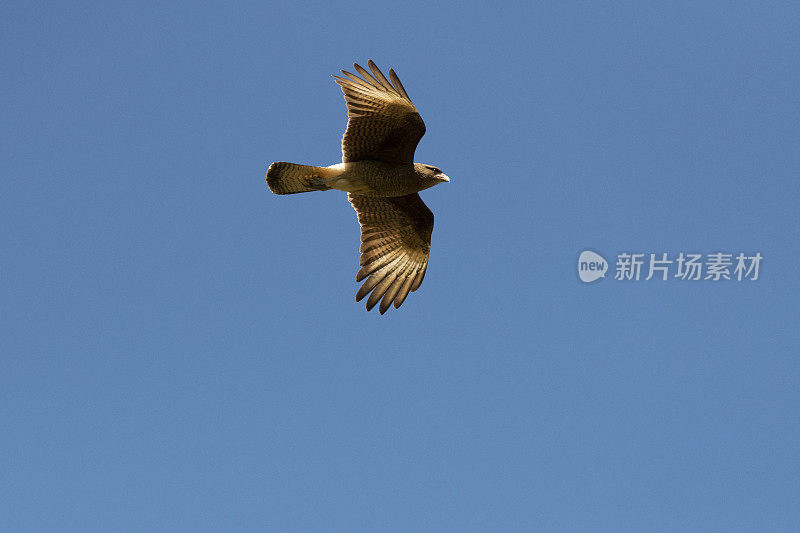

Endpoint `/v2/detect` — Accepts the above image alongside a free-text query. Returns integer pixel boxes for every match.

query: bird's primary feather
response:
[333,61,426,165]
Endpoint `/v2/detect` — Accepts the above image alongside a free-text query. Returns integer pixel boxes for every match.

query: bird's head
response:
[416,163,450,188]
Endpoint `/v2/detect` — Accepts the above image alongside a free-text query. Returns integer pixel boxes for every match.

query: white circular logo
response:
[578,250,608,283]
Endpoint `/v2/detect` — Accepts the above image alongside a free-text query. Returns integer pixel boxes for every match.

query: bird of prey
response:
[266,60,449,314]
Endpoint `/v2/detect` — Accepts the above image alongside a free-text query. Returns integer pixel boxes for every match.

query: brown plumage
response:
[350,193,433,314]
[266,60,449,314]
[333,62,426,165]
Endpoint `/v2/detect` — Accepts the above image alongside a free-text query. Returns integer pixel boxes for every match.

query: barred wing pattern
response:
[333,60,426,164]
[349,192,434,314]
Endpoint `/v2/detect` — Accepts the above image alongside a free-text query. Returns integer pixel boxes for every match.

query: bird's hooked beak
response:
[438,173,450,183]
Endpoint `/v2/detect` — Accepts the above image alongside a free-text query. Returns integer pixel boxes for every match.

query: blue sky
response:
[2,1,799,530]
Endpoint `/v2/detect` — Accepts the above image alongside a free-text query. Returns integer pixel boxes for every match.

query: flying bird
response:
[266,60,449,314]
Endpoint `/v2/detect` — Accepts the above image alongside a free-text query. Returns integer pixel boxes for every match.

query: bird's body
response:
[268,161,445,197]
[266,60,449,314]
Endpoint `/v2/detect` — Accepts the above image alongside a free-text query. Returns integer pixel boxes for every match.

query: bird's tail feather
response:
[266,162,333,195]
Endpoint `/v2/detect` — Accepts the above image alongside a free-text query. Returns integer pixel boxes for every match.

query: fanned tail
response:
[266,162,333,195]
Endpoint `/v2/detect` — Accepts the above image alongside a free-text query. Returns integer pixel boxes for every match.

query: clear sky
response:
[2,1,799,531]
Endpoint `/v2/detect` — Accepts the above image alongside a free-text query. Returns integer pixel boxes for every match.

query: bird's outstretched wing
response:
[333,60,426,165]
[349,192,434,314]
